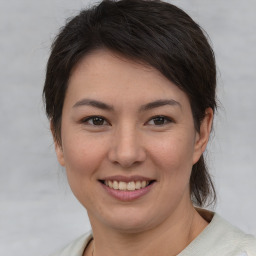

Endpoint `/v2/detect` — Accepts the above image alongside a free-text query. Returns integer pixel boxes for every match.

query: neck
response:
[86,204,208,256]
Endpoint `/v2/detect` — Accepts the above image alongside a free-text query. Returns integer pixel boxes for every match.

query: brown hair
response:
[43,0,217,207]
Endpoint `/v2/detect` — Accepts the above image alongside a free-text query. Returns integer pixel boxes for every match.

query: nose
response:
[108,124,146,168]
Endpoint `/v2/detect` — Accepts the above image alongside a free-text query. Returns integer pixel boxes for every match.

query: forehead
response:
[66,49,190,109]
[70,49,162,86]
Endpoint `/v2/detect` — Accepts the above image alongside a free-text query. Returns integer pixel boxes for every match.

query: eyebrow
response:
[139,99,181,112]
[72,98,181,111]
[73,99,114,111]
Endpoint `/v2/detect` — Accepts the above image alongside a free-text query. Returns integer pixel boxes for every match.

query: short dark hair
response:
[43,0,217,207]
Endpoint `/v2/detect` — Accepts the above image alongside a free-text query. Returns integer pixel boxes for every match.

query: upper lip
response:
[99,175,155,182]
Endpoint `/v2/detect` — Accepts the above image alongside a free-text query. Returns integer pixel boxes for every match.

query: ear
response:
[50,121,65,167]
[192,108,213,164]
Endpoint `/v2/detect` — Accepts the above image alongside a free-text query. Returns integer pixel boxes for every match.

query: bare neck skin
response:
[84,203,208,256]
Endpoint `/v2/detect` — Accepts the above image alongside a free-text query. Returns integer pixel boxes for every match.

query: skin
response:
[53,49,213,256]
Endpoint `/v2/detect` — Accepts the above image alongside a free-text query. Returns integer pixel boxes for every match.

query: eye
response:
[147,115,173,126]
[82,116,109,126]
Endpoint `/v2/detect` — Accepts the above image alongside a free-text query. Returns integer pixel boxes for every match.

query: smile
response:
[103,180,152,191]
[99,176,156,201]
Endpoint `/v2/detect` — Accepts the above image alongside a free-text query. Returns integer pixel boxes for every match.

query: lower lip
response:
[101,182,154,201]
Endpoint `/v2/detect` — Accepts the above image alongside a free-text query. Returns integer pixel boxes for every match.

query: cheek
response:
[61,132,109,209]
[141,133,196,223]
[62,132,107,174]
[146,131,196,205]
[148,133,195,175]
[60,132,109,203]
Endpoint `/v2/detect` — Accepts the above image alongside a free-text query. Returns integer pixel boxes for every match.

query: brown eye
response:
[82,116,109,126]
[147,116,172,126]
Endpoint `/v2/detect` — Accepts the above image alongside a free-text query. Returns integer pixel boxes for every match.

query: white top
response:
[50,212,256,256]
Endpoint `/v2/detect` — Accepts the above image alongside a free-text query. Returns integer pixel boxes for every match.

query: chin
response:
[95,205,162,234]
[109,218,153,234]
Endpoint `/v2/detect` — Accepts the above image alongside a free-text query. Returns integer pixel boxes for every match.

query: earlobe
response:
[50,121,66,167]
[55,143,66,167]
[192,108,213,164]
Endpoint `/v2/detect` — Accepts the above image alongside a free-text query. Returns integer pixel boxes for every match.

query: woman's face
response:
[55,49,212,233]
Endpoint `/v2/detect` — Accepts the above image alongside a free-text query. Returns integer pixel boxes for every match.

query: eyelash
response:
[81,115,173,126]
[147,115,173,126]
[81,116,110,126]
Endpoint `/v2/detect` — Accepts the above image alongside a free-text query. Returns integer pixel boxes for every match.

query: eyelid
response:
[80,115,173,126]
[146,115,174,125]
[81,115,111,126]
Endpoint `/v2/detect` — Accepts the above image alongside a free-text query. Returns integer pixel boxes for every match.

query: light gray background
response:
[0,0,255,255]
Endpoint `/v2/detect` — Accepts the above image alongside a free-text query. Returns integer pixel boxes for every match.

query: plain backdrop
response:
[0,0,255,255]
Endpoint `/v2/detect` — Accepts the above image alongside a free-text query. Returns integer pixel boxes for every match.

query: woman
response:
[43,0,256,255]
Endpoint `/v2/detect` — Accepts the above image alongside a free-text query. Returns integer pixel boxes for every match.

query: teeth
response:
[108,180,113,188]
[141,181,147,188]
[104,180,150,191]
[119,181,127,190]
[113,181,119,190]
[135,181,141,190]
[127,181,135,191]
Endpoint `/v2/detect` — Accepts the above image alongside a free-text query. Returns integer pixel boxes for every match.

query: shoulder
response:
[179,211,256,256]
[49,232,93,256]
[240,235,256,256]
[204,212,256,256]
[212,213,256,255]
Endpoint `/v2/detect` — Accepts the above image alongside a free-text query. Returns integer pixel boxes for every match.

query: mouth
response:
[99,179,156,191]
[98,176,156,201]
